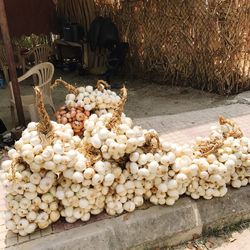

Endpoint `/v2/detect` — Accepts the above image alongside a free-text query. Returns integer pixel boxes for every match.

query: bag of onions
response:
[56,106,90,136]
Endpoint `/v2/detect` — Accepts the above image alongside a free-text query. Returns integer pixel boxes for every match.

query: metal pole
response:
[0,0,25,126]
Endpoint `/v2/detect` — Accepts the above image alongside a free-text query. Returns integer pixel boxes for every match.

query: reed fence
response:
[59,0,250,95]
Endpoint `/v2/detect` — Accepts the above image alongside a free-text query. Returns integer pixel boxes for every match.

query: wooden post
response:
[0,0,25,126]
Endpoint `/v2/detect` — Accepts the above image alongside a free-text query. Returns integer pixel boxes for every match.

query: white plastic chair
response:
[21,44,53,71]
[9,62,55,125]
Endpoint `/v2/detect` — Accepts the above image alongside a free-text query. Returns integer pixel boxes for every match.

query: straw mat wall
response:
[60,0,250,95]
[97,0,250,95]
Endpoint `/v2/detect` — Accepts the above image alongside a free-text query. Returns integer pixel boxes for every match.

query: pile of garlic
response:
[227,136,250,188]
[187,119,249,199]
[105,172,144,215]
[0,118,85,235]
[1,160,60,236]
[2,116,250,236]
[63,81,121,115]
[7,121,82,174]
[54,79,121,135]
[2,84,250,236]
[83,113,146,161]
[125,142,194,207]
[0,87,85,235]
[55,160,120,222]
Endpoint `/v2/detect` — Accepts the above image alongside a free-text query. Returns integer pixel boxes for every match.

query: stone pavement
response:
[235,90,250,105]
[216,228,250,250]
[0,103,250,249]
[134,103,250,143]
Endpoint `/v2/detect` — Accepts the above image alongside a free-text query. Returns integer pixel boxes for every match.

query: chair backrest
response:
[31,45,52,65]
[36,62,54,100]
[9,62,54,104]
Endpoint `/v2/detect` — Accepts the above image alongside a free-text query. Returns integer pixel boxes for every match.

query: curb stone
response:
[196,186,250,231]
[6,186,250,250]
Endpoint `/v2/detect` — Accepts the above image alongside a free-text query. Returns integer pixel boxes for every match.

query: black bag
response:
[88,16,105,51]
[88,16,119,51]
[98,17,119,49]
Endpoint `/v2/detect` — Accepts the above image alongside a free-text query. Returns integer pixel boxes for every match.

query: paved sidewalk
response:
[216,228,250,250]
[1,103,250,249]
[135,103,250,143]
